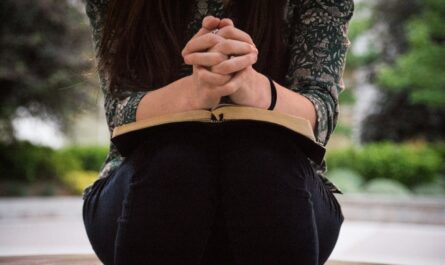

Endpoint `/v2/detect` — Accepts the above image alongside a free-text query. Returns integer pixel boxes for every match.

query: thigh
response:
[82,160,134,265]
[305,165,345,265]
[114,128,220,265]
[220,122,320,265]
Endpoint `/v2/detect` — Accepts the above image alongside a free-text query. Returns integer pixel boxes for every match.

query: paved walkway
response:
[0,197,444,265]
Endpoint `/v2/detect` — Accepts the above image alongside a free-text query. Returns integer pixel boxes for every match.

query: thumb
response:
[202,16,221,31]
[218,18,234,28]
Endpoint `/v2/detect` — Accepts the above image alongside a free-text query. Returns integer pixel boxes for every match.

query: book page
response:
[112,109,212,138]
[213,105,316,141]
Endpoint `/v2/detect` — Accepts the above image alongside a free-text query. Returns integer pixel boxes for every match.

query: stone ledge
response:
[336,194,445,225]
[0,255,101,265]
[0,255,386,265]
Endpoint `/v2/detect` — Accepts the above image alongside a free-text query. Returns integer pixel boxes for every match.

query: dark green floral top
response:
[83,0,354,198]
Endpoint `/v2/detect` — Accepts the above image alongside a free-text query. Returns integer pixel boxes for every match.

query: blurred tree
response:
[344,2,377,70]
[0,0,96,142]
[358,0,445,142]
[378,0,445,108]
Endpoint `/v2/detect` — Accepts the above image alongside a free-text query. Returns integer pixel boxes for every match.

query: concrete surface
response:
[0,254,383,265]
[0,196,444,265]
[0,255,102,265]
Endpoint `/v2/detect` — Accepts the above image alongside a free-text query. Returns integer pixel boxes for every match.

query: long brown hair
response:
[99,0,289,94]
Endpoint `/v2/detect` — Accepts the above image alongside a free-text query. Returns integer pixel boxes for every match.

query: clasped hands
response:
[181,16,270,110]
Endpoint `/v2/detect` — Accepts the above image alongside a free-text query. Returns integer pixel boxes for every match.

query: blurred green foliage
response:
[59,146,108,172]
[61,170,99,194]
[345,3,379,70]
[348,16,372,41]
[328,168,364,193]
[356,0,445,142]
[0,141,107,193]
[363,178,412,197]
[338,89,355,105]
[346,49,379,70]
[377,0,445,108]
[412,178,445,196]
[333,122,353,137]
[327,142,443,188]
[341,0,445,142]
[0,141,60,182]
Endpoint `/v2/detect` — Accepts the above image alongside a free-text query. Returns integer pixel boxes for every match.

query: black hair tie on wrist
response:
[267,76,277,110]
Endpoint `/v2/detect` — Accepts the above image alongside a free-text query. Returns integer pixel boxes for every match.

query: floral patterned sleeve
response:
[285,0,354,146]
[85,0,146,135]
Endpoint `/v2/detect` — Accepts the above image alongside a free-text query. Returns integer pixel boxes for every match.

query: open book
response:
[111,104,326,164]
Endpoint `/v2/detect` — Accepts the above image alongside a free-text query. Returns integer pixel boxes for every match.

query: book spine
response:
[210,112,224,123]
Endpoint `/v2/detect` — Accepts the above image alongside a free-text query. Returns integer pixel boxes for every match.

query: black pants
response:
[83,122,344,265]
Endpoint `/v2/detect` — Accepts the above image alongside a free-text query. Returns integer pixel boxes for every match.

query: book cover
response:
[111,105,326,164]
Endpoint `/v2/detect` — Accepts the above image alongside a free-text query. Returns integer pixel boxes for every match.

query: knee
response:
[129,141,217,185]
[151,142,211,169]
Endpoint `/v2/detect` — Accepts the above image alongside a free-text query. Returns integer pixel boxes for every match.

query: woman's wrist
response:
[136,76,198,121]
[180,75,222,111]
[179,75,202,111]
[254,72,272,109]
[230,70,271,109]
